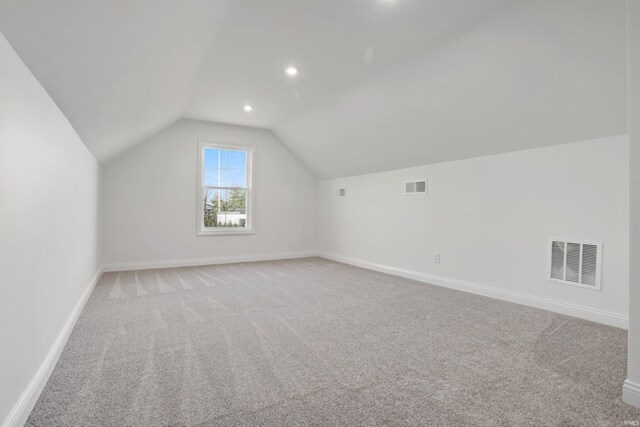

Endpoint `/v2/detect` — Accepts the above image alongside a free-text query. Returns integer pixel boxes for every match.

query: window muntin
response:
[198,142,252,235]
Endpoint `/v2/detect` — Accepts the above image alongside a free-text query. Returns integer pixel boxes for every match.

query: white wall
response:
[318,135,629,327]
[102,118,317,268]
[624,0,640,409]
[0,32,101,426]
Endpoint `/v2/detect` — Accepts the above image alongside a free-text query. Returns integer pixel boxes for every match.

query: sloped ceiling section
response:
[186,0,507,129]
[272,0,628,178]
[0,0,234,161]
[0,0,628,178]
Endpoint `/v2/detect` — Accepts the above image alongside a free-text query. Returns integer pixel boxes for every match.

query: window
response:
[198,141,253,235]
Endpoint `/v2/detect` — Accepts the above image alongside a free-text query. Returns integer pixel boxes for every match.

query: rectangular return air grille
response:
[549,239,601,290]
[405,180,427,195]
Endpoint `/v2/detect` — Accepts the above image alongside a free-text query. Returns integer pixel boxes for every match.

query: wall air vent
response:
[405,180,427,195]
[548,239,601,290]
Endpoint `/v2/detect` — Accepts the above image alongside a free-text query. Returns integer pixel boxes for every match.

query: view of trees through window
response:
[202,146,249,229]
[204,188,247,227]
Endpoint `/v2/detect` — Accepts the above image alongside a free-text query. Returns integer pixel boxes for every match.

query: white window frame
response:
[197,140,254,236]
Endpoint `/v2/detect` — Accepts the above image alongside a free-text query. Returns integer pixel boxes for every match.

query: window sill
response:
[198,229,254,236]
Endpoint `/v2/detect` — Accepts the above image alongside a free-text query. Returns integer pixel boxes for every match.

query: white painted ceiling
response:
[0,0,628,178]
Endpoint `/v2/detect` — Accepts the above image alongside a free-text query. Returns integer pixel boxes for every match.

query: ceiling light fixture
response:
[285,66,298,76]
[243,105,253,112]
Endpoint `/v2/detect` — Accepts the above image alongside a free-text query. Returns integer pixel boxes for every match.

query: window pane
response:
[221,150,247,187]
[225,149,246,168]
[204,148,247,188]
[203,188,247,228]
[220,167,247,188]
[204,148,220,186]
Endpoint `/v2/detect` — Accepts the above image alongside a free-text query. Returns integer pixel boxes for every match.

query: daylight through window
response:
[198,143,252,234]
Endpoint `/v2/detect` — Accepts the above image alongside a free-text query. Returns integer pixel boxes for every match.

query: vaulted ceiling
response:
[0,0,628,178]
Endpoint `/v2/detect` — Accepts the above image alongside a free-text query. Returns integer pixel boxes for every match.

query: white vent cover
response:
[336,188,346,198]
[405,180,427,195]
[548,239,601,290]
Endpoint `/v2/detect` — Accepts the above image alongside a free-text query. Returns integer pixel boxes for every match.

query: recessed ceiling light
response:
[243,105,253,112]
[285,66,298,76]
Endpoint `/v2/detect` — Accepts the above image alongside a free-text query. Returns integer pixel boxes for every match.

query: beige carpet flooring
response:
[26,257,640,426]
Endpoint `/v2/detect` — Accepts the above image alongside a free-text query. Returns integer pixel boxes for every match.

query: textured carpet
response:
[27,257,640,426]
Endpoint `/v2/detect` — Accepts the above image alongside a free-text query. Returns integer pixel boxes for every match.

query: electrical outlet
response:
[433,253,440,264]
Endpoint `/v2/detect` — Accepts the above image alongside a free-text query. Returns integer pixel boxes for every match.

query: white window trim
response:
[197,140,254,236]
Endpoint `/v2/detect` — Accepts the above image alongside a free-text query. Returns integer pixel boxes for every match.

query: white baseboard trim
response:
[2,266,103,427]
[102,251,318,272]
[623,380,640,408]
[318,251,628,329]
